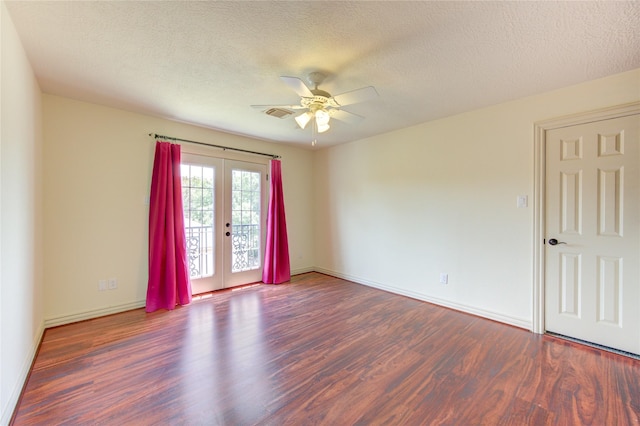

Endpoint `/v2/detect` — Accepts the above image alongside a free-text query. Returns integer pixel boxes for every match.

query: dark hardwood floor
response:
[12,272,640,425]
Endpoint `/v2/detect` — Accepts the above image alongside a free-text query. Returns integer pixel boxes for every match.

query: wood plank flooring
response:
[12,272,640,425]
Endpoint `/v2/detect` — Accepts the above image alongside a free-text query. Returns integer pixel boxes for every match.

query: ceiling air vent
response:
[264,108,294,119]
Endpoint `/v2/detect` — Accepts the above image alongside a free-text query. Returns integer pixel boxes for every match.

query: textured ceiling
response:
[5,1,640,148]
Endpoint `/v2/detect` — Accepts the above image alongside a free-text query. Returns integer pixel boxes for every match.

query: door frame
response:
[532,101,640,334]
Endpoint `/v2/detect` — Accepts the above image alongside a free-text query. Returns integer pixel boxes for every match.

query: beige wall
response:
[0,2,44,423]
[313,69,640,329]
[42,95,315,325]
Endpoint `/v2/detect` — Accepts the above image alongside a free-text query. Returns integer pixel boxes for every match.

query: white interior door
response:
[181,154,267,293]
[545,114,640,355]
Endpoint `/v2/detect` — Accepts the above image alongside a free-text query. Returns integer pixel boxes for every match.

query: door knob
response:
[548,238,566,245]
[225,232,231,237]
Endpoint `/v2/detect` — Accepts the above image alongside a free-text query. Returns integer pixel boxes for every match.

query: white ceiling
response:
[5,1,640,148]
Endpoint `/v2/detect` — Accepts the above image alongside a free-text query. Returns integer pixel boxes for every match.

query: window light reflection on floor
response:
[191,283,261,301]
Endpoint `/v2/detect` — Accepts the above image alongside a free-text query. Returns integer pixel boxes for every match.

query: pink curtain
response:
[262,159,291,284]
[146,141,191,312]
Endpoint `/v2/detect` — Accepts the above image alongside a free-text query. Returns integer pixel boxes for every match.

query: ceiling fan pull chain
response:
[311,120,317,146]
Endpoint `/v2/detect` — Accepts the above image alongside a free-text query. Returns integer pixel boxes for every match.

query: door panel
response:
[223,160,267,287]
[545,114,640,355]
[181,154,224,293]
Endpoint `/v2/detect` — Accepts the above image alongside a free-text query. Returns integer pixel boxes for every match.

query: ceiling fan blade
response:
[251,104,306,110]
[329,109,364,124]
[333,86,378,106]
[280,76,314,98]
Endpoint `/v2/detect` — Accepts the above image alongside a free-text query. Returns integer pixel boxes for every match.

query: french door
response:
[181,154,267,294]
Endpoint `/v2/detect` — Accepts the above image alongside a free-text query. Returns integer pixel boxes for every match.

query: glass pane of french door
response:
[230,169,261,272]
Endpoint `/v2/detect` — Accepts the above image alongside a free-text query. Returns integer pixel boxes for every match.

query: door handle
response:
[225,232,231,237]
[548,238,566,245]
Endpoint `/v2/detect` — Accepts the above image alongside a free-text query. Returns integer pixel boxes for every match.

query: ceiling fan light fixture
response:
[317,122,330,133]
[315,109,330,126]
[255,72,378,144]
[295,111,312,129]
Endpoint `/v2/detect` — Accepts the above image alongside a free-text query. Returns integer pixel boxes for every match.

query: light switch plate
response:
[517,195,528,208]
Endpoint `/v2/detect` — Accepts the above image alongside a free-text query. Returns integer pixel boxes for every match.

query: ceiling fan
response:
[252,72,378,140]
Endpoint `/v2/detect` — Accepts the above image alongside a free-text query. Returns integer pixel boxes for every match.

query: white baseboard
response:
[1,321,45,426]
[44,300,146,328]
[291,266,315,276]
[314,268,532,331]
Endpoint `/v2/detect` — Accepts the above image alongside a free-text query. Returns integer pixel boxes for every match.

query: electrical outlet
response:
[98,280,107,291]
[108,278,118,290]
[439,273,448,285]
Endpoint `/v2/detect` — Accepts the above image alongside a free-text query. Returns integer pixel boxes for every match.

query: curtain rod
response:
[149,133,281,159]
